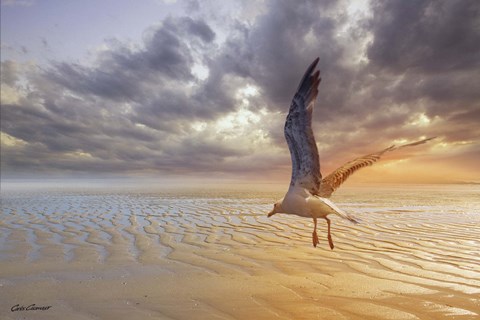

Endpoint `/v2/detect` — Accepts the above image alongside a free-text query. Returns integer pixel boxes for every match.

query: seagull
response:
[267,57,435,249]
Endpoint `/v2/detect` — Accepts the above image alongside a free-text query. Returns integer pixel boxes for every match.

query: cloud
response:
[1,60,21,86]
[218,0,345,107]
[1,0,479,182]
[360,0,480,147]
[1,14,272,178]
[367,0,480,73]
[43,19,203,102]
[183,18,216,43]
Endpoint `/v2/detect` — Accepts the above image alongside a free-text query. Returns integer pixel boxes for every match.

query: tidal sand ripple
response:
[1,184,479,319]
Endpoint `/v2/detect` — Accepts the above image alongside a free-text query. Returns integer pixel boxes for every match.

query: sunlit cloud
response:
[1,132,28,147]
[191,63,210,80]
[410,113,431,127]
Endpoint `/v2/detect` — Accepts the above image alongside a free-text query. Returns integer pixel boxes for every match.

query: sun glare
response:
[191,63,210,80]
[237,84,259,98]
[346,0,370,16]
[411,113,431,126]
[215,107,261,133]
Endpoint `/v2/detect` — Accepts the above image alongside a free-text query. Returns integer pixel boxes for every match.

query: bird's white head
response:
[267,198,284,217]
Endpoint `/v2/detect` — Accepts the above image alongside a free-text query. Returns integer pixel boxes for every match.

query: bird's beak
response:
[267,210,275,218]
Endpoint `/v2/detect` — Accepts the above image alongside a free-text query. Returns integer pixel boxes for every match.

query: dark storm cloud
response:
[367,0,480,73]
[41,16,221,125]
[208,0,360,151]
[44,17,205,102]
[46,62,141,101]
[183,18,216,43]
[1,14,241,177]
[239,0,479,176]
[2,0,479,179]
[218,0,344,107]
[366,2,480,101]
[361,0,480,132]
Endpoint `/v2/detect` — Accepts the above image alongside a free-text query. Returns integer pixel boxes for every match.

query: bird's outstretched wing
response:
[284,58,322,194]
[318,137,436,197]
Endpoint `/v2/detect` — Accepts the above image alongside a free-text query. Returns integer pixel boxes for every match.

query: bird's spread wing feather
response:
[284,58,322,194]
[318,137,436,197]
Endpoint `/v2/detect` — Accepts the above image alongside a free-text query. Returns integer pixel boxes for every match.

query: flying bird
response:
[267,57,435,249]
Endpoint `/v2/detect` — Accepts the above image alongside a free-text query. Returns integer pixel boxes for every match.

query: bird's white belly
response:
[307,196,339,218]
[282,187,340,219]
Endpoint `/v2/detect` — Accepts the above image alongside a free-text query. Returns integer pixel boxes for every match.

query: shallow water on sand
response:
[1,184,479,319]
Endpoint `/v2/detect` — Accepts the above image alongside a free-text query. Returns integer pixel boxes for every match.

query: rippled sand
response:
[1,184,479,319]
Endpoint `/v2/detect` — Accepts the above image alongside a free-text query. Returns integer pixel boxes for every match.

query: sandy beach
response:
[1,183,479,319]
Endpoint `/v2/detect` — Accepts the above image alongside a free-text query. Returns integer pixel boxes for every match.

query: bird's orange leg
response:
[312,218,319,247]
[325,217,334,250]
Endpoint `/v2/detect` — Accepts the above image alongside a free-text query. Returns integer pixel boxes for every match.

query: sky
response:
[1,0,479,185]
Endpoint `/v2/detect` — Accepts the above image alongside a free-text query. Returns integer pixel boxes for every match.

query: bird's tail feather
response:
[335,209,360,224]
[346,214,360,224]
[324,198,360,224]
[334,211,360,224]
